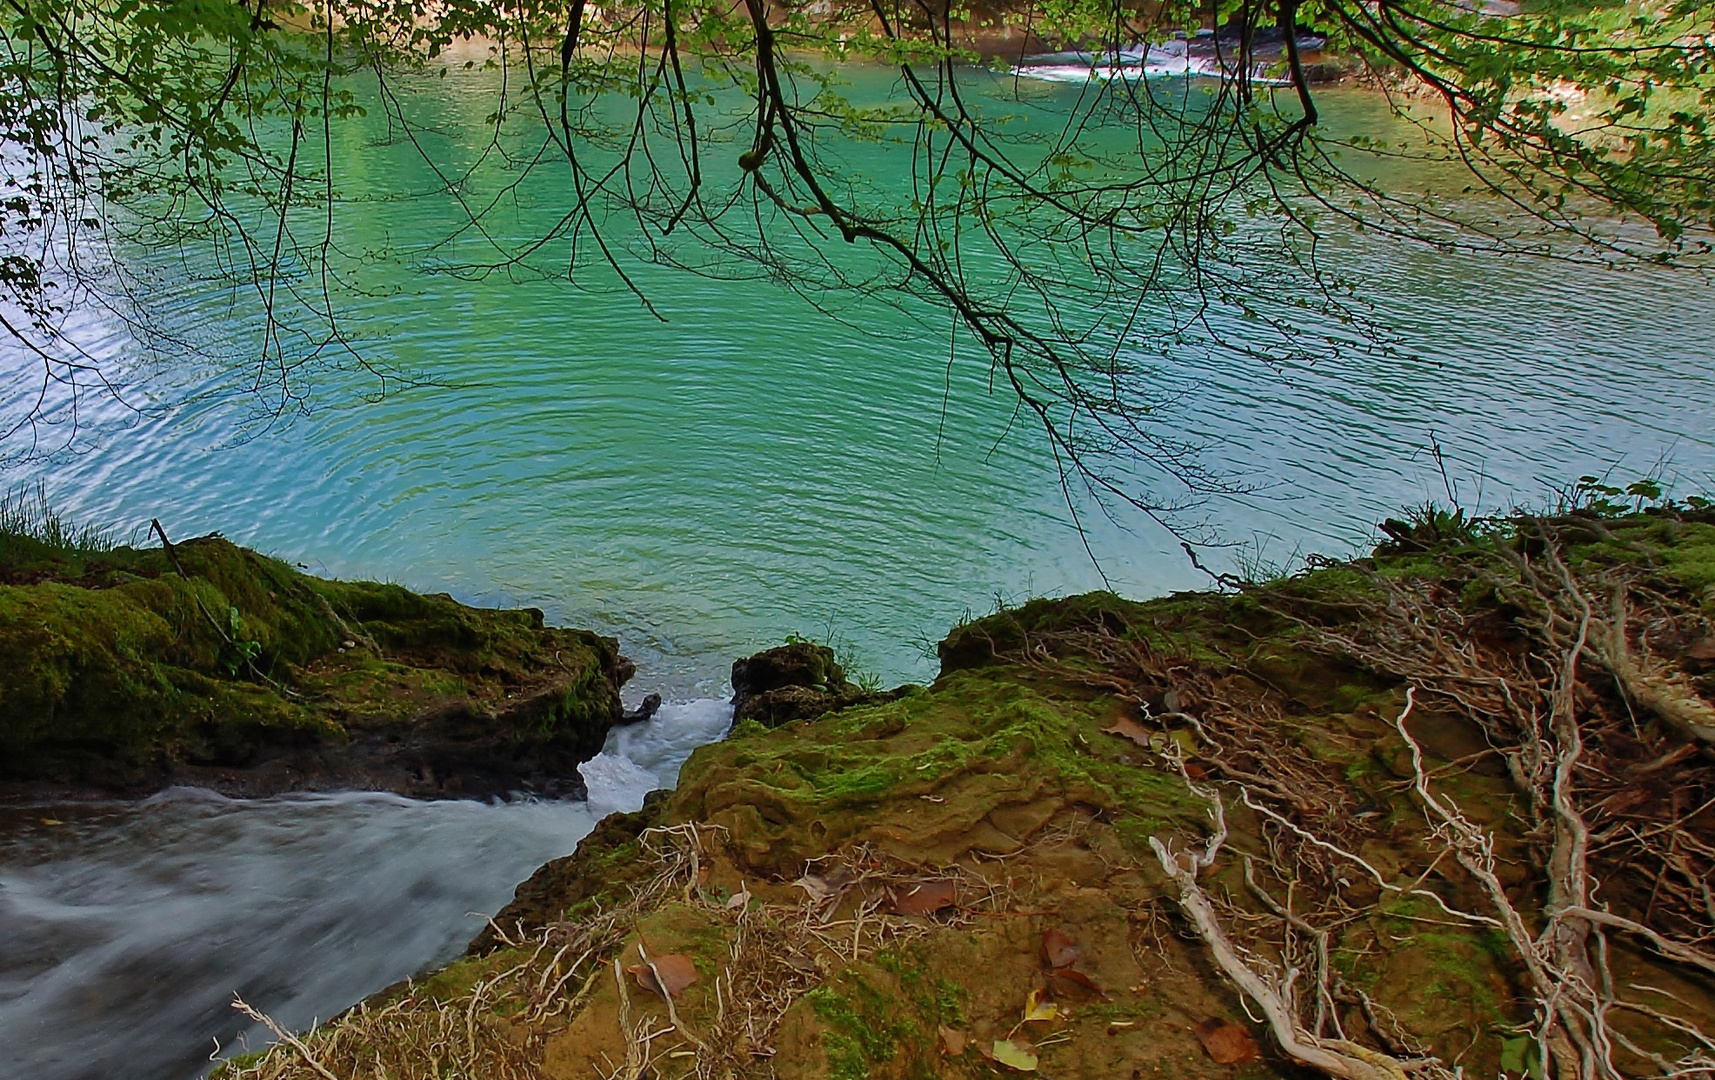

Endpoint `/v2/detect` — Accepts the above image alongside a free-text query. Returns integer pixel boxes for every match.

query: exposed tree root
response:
[1016,515,1715,1080]
[1151,832,1411,1080]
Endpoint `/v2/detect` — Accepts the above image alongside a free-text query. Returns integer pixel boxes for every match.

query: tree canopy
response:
[2,0,1712,512]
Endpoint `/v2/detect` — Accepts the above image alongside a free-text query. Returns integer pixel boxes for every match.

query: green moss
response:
[1650,521,1715,592]
[207,1049,269,1078]
[414,946,534,1003]
[0,534,622,787]
[693,673,1124,813]
[874,947,967,1028]
[808,972,917,1080]
[1344,755,1380,782]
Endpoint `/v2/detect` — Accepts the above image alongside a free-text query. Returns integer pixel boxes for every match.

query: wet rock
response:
[729,641,871,726]
[471,788,673,953]
[620,692,663,725]
[731,640,845,698]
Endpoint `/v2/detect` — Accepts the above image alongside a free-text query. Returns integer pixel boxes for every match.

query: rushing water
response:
[0,700,732,1080]
[2,62,1715,1080]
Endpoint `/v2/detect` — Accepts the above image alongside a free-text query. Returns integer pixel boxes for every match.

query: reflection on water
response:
[0,699,730,1080]
[2,77,1710,692]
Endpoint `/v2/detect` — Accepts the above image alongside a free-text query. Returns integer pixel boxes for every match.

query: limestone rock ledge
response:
[212,508,1715,1080]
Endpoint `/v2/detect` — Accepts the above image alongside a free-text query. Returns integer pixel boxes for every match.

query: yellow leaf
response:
[992,1039,1039,1071]
[1022,989,1059,1022]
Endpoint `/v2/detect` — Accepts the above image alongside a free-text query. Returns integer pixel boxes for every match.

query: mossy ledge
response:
[219,506,1715,1080]
[0,531,632,799]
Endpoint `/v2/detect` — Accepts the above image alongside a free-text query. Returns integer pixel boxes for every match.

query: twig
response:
[230,996,340,1080]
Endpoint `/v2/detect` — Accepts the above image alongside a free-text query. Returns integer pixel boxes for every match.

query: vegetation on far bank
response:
[210,498,1715,1080]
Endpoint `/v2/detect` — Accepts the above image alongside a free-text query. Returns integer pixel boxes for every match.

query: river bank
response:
[0,511,743,1080]
[0,526,632,802]
[196,502,1715,1080]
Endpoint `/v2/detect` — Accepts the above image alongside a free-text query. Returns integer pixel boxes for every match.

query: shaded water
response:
[1,63,1714,1080]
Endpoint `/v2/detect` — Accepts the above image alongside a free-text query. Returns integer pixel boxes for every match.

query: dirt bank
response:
[217,506,1715,1080]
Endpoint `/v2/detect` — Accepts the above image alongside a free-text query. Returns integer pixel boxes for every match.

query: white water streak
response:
[0,697,731,1080]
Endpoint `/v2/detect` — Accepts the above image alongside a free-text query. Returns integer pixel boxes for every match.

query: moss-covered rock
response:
[729,640,886,726]
[0,533,631,797]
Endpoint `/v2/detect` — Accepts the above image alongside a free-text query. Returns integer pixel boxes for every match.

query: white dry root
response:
[217,825,1022,1080]
[1594,589,1715,750]
[1223,529,1715,1080]
[230,998,340,1080]
[1392,686,1715,1080]
[1146,739,1422,1080]
[1150,833,1411,1080]
[1154,677,1715,1080]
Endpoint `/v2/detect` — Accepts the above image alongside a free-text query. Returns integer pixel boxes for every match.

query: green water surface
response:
[6,67,1713,691]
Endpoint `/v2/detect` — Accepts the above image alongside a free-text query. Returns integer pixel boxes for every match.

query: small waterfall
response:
[0,698,731,1080]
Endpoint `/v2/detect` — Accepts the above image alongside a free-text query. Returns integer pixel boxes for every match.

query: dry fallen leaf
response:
[1102,716,1152,748]
[1039,928,1106,998]
[1047,966,1106,998]
[794,873,836,901]
[1041,928,1079,969]
[629,953,699,999]
[1194,1018,1261,1065]
[938,1025,967,1056]
[784,954,820,975]
[725,884,752,910]
[1022,989,1060,1023]
[990,1039,1040,1072]
[893,879,957,917]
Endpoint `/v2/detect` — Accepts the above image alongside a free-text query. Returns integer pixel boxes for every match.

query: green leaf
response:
[991,1040,1038,1072]
[1500,1036,1530,1074]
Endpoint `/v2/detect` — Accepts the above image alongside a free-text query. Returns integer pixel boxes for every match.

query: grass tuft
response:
[0,482,115,556]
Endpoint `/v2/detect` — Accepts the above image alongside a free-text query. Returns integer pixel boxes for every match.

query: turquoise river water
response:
[5,67,1713,690]
[0,64,1712,1080]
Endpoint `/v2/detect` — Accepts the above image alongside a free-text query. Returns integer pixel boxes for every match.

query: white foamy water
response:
[0,697,732,1080]
[1010,38,1290,83]
[580,698,736,812]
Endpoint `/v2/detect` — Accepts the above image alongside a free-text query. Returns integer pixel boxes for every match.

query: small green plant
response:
[787,625,885,694]
[1566,474,1667,515]
[0,482,115,554]
[1233,533,1306,584]
[1556,474,1715,516]
[1377,502,1486,553]
[221,605,264,675]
